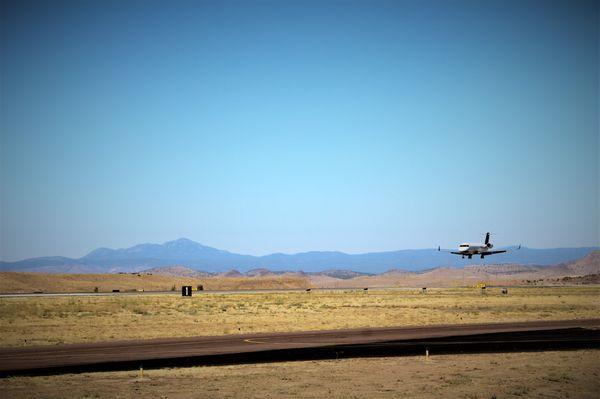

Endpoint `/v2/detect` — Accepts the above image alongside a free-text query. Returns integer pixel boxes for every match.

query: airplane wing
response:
[450,252,463,255]
[481,250,506,255]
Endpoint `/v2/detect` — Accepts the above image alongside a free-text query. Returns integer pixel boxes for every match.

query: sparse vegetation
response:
[0,286,598,347]
[1,350,598,398]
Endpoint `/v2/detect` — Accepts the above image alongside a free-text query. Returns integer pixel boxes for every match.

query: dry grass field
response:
[1,350,598,398]
[0,286,598,347]
[0,272,310,293]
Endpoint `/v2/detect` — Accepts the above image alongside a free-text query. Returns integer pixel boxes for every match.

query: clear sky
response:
[1,0,598,261]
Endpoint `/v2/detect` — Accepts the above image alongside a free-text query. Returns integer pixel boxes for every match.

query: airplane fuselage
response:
[457,243,492,255]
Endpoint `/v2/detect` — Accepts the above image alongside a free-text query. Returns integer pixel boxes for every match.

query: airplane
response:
[438,232,519,259]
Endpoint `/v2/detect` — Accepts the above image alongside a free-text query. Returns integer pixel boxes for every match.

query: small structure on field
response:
[182,286,192,297]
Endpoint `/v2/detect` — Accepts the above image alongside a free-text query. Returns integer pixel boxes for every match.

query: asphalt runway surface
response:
[0,285,563,298]
[0,287,408,298]
[1,319,598,376]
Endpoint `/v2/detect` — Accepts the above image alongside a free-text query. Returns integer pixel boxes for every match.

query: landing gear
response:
[461,256,464,259]
[468,255,472,259]
[480,255,485,259]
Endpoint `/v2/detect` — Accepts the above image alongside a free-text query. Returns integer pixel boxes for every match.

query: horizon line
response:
[1,237,598,263]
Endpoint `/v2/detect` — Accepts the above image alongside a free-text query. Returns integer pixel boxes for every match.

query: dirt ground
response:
[1,350,598,398]
[1,287,598,346]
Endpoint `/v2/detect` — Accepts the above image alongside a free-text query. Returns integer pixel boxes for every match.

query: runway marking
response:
[243,338,269,344]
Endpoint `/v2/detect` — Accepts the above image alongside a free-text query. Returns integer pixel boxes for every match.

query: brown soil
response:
[1,350,598,398]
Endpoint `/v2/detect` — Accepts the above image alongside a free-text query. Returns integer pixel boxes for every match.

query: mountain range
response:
[1,238,598,274]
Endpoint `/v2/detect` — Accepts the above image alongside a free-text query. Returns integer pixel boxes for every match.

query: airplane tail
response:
[485,232,491,247]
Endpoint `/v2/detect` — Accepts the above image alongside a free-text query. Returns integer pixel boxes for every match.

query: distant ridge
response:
[142,265,212,279]
[0,238,597,274]
[141,266,373,280]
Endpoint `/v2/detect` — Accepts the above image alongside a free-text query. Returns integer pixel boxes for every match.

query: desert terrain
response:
[1,286,598,347]
[1,350,598,398]
[1,251,596,294]
[0,272,310,294]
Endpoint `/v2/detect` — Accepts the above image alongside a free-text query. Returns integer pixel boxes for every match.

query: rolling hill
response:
[0,238,597,274]
[3,251,596,293]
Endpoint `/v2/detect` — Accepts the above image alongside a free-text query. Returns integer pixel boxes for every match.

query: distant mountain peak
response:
[162,238,230,254]
[83,247,116,259]
[165,237,196,245]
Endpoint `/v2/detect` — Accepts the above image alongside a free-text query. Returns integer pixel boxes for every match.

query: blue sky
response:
[1,0,598,261]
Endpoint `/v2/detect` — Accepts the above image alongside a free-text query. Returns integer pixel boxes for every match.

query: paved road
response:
[1,319,598,376]
[2,285,586,298]
[0,287,410,298]
[1,285,582,298]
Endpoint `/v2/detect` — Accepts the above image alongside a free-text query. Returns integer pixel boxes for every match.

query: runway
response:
[0,285,576,298]
[0,287,398,298]
[1,319,598,376]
